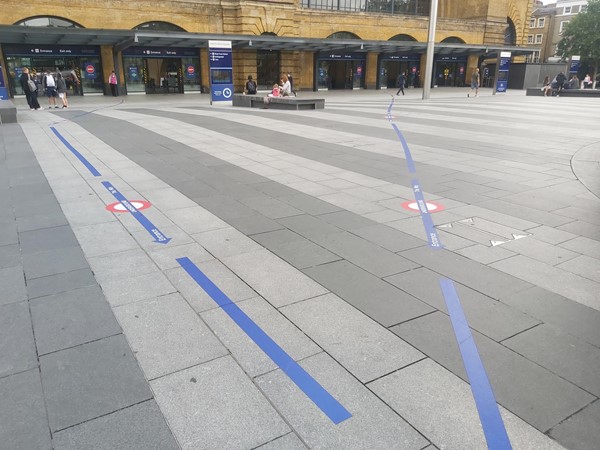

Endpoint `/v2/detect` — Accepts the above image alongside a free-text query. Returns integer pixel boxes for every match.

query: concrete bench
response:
[0,100,17,124]
[526,87,600,97]
[233,94,324,110]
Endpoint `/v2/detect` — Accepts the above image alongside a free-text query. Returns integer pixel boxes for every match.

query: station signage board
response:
[208,40,233,104]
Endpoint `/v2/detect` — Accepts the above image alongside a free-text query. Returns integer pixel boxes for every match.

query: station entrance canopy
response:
[0,25,536,59]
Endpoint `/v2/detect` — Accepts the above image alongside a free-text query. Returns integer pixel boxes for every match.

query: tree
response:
[557,0,600,86]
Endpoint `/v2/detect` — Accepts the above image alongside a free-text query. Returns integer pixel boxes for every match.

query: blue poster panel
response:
[569,55,581,74]
[0,65,7,100]
[495,51,511,93]
[208,40,233,104]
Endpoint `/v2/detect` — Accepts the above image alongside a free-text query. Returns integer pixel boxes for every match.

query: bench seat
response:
[233,94,324,110]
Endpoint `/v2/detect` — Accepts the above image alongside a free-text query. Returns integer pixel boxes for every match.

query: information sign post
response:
[493,51,511,95]
[568,55,581,75]
[208,40,233,105]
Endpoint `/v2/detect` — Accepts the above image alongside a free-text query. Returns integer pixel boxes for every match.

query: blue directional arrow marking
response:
[102,181,171,245]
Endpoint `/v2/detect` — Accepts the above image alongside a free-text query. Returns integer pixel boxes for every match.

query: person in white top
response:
[583,74,592,89]
[280,74,291,97]
[43,70,59,108]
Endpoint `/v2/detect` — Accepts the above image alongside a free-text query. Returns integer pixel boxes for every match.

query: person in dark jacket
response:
[555,71,567,96]
[245,75,257,94]
[19,67,33,109]
[396,72,406,96]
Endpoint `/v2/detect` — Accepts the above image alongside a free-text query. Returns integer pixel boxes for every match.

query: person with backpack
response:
[245,75,257,95]
[56,72,69,108]
[43,69,59,108]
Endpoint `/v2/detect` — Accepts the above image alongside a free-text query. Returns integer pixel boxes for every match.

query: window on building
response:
[535,34,543,44]
[301,0,431,16]
[537,18,545,28]
[530,18,536,28]
[505,18,517,46]
[133,21,186,31]
[527,51,540,63]
[564,6,572,14]
[527,35,534,44]
[14,16,82,27]
[560,21,570,33]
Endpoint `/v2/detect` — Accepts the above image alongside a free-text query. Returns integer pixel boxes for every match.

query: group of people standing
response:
[19,68,78,110]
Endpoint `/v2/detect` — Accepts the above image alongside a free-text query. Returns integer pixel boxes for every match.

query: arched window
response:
[133,22,186,32]
[389,34,417,42]
[441,36,466,44]
[261,32,277,36]
[14,16,82,28]
[505,18,517,46]
[328,32,361,40]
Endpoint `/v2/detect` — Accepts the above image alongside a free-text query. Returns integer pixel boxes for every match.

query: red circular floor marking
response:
[106,200,151,213]
[401,200,445,213]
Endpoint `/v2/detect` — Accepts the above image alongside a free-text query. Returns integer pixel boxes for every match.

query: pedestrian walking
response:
[396,72,406,96]
[109,70,118,96]
[468,68,480,97]
[56,72,69,108]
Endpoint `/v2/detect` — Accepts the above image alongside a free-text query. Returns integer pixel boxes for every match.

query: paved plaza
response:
[1,87,599,449]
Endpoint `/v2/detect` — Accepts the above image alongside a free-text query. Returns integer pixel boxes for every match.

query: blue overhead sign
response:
[319,52,366,60]
[3,44,99,57]
[208,40,233,104]
[122,47,198,58]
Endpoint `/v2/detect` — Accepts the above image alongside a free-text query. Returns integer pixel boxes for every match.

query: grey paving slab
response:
[277,213,343,239]
[201,296,322,377]
[280,293,424,382]
[87,248,159,284]
[192,226,264,258]
[384,267,540,341]
[528,225,579,245]
[260,237,342,270]
[59,198,118,228]
[22,246,90,281]
[222,249,328,308]
[0,265,27,306]
[554,205,600,226]
[557,220,600,241]
[228,211,286,235]
[151,355,290,450]
[445,205,541,231]
[0,369,52,450]
[559,235,600,259]
[500,286,600,348]
[165,258,257,313]
[310,231,420,277]
[500,236,580,266]
[279,193,343,215]
[303,260,433,327]
[349,226,425,259]
[52,399,178,450]
[504,324,600,396]
[30,285,121,356]
[549,400,600,450]
[0,301,37,378]
[316,210,378,231]
[256,351,428,450]
[455,243,517,265]
[100,270,177,307]
[40,334,153,432]
[555,254,600,283]
[0,222,18,246]
[491,255,600,311]
[0,243,20,270]
[400,246,533,300]
[26,268,96,299]
[142,240,213,270]
[164,205,230,234]
[239,194,304,219]
[72,222,139,258]
[256,432,308,450]
[391,311,594,432]
[113,293,227,380]
[369,358,565,450]
[13,194,63,218]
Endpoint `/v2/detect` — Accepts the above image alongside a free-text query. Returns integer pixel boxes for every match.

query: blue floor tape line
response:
[439,278,512,450]
[176,257,352,424]
[50,126,101,177]
[102,181,171,244]
[411,179,443,250]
